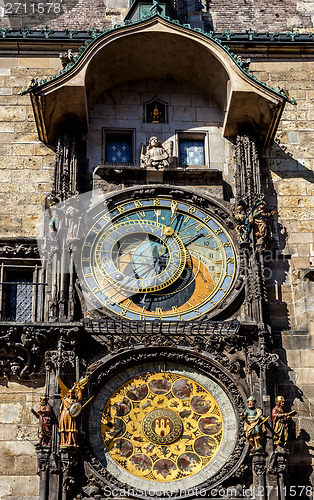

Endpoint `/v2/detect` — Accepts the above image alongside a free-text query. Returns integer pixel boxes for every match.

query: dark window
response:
[106,133,133,164]
[179,139,205,166]
[3,271,33,321]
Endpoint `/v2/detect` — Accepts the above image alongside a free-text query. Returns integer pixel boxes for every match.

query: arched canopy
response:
[30,16,286,145]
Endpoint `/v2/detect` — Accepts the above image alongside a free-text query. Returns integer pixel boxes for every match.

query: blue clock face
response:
[80,196,237,321]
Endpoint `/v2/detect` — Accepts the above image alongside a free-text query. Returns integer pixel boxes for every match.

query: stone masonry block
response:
[0,476,39,497]
[0,404,22,424]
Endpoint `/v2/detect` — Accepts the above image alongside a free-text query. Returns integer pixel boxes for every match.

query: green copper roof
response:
[19,13,296,105]
[125,0,179,22]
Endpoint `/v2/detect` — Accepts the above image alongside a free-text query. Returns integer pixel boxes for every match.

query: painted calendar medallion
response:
[101,373,224,481]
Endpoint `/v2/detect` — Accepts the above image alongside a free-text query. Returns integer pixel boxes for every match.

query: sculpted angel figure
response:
[57,376,89,447]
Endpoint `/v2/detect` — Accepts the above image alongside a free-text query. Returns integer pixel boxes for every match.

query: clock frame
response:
[77,188,239,321]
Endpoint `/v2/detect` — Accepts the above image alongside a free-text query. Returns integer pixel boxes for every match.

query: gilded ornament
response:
[101,372,224,481]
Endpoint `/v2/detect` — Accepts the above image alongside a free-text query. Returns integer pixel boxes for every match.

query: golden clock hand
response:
[169,200,178,225]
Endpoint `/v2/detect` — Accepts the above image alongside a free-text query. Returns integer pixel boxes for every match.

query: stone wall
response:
[87,78,226,172]
[0,380,45,499]
[0,55,59,238]
[251,56,314,479]
[0,23,314,496]
[1,0,314,31]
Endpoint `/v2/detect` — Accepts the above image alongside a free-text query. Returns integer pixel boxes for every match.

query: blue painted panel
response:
[106,135,132,163]
[179,139,205,166]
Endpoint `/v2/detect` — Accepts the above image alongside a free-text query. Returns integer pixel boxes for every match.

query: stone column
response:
[60,447,79,500]
[268,448,289,500]
[252,449,267,500]
[36,445,51,500]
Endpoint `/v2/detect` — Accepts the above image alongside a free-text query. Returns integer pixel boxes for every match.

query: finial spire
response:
[150,0,163,15]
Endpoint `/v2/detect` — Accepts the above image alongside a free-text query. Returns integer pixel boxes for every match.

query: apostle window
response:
[178,134,207,167]
[104,131,133,165]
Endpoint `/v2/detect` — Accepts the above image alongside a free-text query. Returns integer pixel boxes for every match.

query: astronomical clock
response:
[74,187,247,497]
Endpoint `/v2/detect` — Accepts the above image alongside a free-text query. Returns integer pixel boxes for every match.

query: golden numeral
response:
[92,287,100,293]
[153,199,160,206]
[188,206,196,214]
[215,228,223,235]
[187,301,193,308]
[125,300,132,307]
[172,306,178,313]
[195,309,202,316]
[206,283,215,290]
[198,293,206,300]
[226,257,235,264]
[140,315,145,320]
[156,307,163,315]
[134,200,143,208]
[120,309,127,316]
[137,211,146,218]
[117,206,125,213]
[196,223,203,231]
[223,243,231,247]
[184,216,191,224]
[84,273,93,278]
[203,216,211,223]
[204,234,213,239]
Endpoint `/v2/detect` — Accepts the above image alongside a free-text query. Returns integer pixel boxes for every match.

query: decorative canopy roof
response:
[125,0,179,22]
[25,14,292,145]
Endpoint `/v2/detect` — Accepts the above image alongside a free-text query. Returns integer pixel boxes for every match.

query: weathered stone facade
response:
[0,1,313,498]
[2,0,314,31]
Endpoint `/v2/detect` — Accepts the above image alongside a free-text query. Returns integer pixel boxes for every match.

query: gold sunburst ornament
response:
[101,372,224,481]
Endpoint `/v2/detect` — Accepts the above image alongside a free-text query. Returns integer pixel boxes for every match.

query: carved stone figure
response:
[31,395,53,446]
[141,136,170,170]
[272,396,296,449]
[57,376,88,447]
[252,201,275,246]
[241,396,268,449]
[233,205,251,242]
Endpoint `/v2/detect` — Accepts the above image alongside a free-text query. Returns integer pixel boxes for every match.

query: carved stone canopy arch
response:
[28,16,286,145]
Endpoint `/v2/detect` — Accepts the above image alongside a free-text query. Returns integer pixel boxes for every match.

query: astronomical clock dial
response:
[101,373,224,482]
[80,196,237,320]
